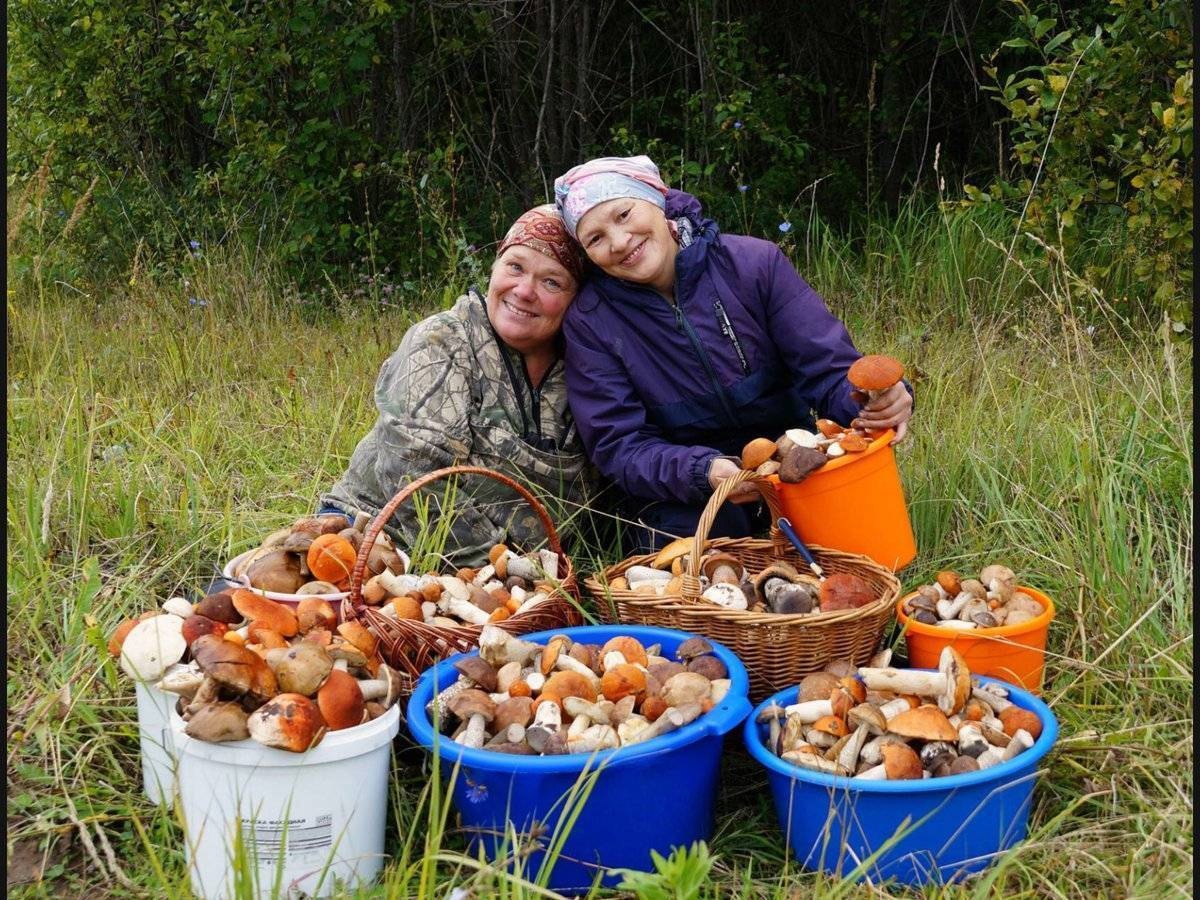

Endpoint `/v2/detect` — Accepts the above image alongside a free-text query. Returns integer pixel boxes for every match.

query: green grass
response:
[6,206,1192,898]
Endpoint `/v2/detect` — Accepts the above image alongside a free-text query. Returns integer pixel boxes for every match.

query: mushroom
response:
[858,646,971,715]
[818,573,876,611]
[778,446,829,484]
[797,671,840,702]
[454,657,499,693]
[161,596,195,618]
[247,693,327,751]
[624,703,702,745]
[244,550,306,595]
[231,589,299,638]
[741,437,778,470]
[847,354,905,407]
[191,633,279,702]
[180,614,228,649]
[887,705,959,743]
[525,698,564,753]
[184,701,251,743]
[316,668,366,730]
[856,741,923,780]
[296,599,337,633]
[701,582,748,609]
[357,664,403,708]
[753,563,819,615]
[478,625,542,668]
[119,615,187,682]
[268,641,333,696]
[651,537,696,572]
[448,689,497,749]
[700,552,741,586]
[155,661,204,700]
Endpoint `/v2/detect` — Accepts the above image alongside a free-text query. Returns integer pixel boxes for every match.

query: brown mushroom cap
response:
[751,562,804,595]
[191,633,279,699]
[454,657,499,693]
[181,614,228,648]
[881,742,923,779]
[244,549,306,595]
[247,693,327,751]
[600,636,649,668]
[847,703,887,735]
[316,669,365,731]
[652,537,697,571]
[999,705,1044,740]
[847,355,905,391]
[231,589,299,637]
[740,437,778,470]
[446,688,497,723]
[270,641,334,696]
[184,701,251,743]
[494,696,534,732]
[818,573,876,611]
[887,705,958,742]
[798,671,841,703]
[778,446,828,484]
[545,670,599,703]
[296,598,337,633]
[336,621,379,659]
[700,552,741,581]
[195,588,242,624]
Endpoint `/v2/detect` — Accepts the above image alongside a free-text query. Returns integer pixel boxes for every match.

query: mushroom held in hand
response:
[847,354,905,401]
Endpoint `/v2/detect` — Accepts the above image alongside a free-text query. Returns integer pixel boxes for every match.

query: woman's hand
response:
[851,382,914,444]
[707,456,761,503]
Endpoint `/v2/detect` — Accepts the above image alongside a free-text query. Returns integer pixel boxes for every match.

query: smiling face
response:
[484,244,577,358]
[575,198,678,295]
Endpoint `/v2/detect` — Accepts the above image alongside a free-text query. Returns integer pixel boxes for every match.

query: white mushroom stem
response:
[782,699,834,723]
[936,591,974,620]
[624,703,701,744]
[438,595,490,625]
[568,723,619,753]
[478,625,540,667]
[836,724,870,772]
[602,650,627,671]
[625,565,672,586]
[514,592,548,615]
[958,722,991,758]
[566,712,592,741]
[617,715,651,745]
[562,696,615,724]
[332,658,349,672]
[976,729,1034,769]
[710,679,731,704]
[454,714,488,748]
[525,671,546,693]
[879,697,914,720]
[553,655,603,689]
[485,723,525,747]
[971,685,1013,714]
[155,662,204,698]
[936,620,978,631]
[855,763,889,780]
[858,667,946,697]
[782,751,847,775]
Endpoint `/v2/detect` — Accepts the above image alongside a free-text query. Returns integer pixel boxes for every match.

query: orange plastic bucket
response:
[768,429,916,571]
[895,586,1056,693]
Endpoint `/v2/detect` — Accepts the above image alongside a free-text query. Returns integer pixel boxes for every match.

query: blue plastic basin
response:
[743,674,1058,885]
[407,625,752,893]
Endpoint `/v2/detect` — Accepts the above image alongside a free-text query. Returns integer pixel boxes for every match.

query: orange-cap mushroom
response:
[296,598,337,633]
[317,669,365,731]
[247,693,327,751]
[847,354,905,392]
[231,589,298,638]
[818,573,876,611]
[740,437,778,470]
[599,663,646,703]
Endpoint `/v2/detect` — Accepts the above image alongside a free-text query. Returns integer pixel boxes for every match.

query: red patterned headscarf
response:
[496,204,583,283]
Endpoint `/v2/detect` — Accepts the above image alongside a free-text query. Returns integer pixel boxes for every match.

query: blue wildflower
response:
[465,779,488,804]
[738,184,749,193]
[733,120,744,130]
[188,240,201,250]
[778,221,792,234]
[187,297,209,308]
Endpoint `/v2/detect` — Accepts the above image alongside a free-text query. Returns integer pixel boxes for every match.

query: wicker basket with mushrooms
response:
[903,564,1045,630]
[607,539,878,616]
[357,543,566,628]
[425,628,733,754]
[737,355,906,486]
[758,646,1042,779]
[109,588,403,752]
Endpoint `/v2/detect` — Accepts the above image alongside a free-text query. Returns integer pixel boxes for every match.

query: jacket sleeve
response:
[757,244,867,426]
[329,317,507,558]
[564,310,720,504]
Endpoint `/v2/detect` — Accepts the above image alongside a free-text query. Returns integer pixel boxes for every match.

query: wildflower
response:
[733,120,744,130]
[187,297,209,308]
[1085,325,1096,337]
[188,240,200,250]
[738,184,749,193]
[778,221,792,234]
[466,244,478,254]
[465,779,488,803]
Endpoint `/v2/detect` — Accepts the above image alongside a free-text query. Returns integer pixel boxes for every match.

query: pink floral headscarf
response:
[553,155,669,238]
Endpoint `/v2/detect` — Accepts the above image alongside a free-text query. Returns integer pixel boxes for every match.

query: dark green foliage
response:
[7,0,1192,319]
[964,0,1192,321]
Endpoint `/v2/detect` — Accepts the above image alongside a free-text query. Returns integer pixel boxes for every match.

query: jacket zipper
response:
[666,297,740,424]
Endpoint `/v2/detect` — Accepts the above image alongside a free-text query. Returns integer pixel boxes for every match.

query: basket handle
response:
[343,465,568,614]
[680,469,788,598]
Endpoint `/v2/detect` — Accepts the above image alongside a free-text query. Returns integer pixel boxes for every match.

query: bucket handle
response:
[342,465,570,618]
[679,469,788,599]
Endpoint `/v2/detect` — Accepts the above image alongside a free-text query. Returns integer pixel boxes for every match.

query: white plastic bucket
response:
[171,703,400,899]
[134,680,177,805]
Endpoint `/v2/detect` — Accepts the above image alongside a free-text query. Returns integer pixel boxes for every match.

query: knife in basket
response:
[776,517,824,580]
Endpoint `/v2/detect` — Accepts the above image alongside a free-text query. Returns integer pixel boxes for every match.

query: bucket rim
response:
[896,585,1056,639]
[170,700,401,765]
[407,624,752,773]
[767,428,895,481]
[743,672,1058,793]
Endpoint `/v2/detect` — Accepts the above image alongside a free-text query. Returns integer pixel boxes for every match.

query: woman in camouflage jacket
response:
[321,205,595,566]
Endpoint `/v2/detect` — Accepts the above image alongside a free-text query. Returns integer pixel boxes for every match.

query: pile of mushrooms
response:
[426,627,732,754]
[605,540,877,615]
[110,588,401,751]
[758,646,1042,779]
[229,512,407,596]
[738,354,906,484]
[358,544,565,627]
[903,564,1045,629]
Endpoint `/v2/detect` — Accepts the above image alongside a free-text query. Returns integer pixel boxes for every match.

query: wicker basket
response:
[584,470,900,702]
[340,465,583,699]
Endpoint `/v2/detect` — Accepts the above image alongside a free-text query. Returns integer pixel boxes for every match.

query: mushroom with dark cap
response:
[268,640,334,696]
[753,562,819,614]
[244,550,306,595]
[184,701,251,743]
[778,446,829,484]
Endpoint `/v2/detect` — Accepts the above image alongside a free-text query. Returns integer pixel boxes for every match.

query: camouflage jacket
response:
[321,291,594,566]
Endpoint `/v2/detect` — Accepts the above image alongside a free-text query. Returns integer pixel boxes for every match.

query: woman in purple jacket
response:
[554,155,913,552]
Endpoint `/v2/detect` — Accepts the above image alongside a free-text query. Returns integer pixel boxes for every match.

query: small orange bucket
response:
[769,429,917,571]
[895,585,1056,693]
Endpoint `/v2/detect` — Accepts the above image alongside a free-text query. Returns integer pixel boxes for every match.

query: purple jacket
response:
[563,189,867,505]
